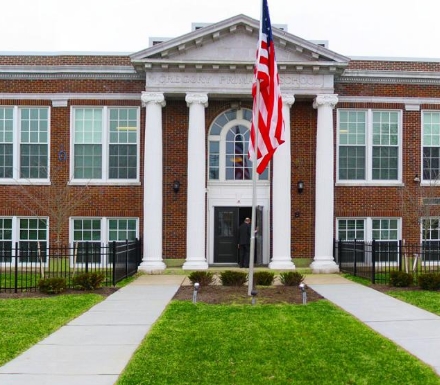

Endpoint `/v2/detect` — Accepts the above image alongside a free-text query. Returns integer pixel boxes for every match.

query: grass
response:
[0,294,103,366]
[387,290,440,315]
[116,301,440,385]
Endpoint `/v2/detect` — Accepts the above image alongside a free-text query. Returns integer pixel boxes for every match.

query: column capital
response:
[282,94,295,108]
[313,94,338,109]
[141,92,166,107]
[185,93,208,108]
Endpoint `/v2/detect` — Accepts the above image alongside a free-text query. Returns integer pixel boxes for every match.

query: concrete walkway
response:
[1,273,440,384]
[0,275,185,385]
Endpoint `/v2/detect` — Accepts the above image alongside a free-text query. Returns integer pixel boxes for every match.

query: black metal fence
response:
[335,239,440,284]
[0,239,142,293]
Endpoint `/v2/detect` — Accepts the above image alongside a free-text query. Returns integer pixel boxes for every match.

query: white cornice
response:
[0,93,141,101]
[339,70,440,85]
[338,96,440,105]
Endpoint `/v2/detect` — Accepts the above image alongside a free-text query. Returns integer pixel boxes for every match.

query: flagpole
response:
[248,80,260,297]
[248,0,264,296]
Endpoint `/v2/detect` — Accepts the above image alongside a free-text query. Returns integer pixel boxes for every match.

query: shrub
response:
[219,270,248,286]
[38,277,67,294]
[279,271,304,286]
[72,272,106,290]
[253,271,275,286]
[418,273,440,291]
[188,271,215,286]
[389,271,413,287]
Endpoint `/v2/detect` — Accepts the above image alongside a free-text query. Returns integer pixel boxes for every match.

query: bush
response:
[418,273,440,291]
[38,277,67,294]
[253,271,275,286]
[219,270,248,286]
[72,272,106,290]
[188,271,214,286]
[279,271,304,286]
[389,271,413,287]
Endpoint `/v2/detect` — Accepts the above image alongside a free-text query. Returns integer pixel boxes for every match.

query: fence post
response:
[125,239,129,278]
[14,242,19,293]
[85,242,89,273]
[371,240,376,284]
[354,239,357,277]
[112,241,116,286]
[398,240,403,272]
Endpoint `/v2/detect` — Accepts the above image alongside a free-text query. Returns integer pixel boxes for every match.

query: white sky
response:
[1,0,440,59]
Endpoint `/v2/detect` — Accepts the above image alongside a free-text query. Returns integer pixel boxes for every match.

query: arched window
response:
[208,108,268,181]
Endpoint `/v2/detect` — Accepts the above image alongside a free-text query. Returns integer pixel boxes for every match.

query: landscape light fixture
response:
[193,282,200,304]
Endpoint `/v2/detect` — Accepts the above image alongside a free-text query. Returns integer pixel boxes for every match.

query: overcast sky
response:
[1,0,440,59]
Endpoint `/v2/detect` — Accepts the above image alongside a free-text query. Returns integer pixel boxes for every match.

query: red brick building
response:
[1,14,439,272]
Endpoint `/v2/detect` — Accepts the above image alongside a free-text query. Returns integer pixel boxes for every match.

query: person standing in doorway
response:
[238,217,251,268]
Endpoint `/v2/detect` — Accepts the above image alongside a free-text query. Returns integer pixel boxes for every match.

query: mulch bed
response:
[172,285,324,305]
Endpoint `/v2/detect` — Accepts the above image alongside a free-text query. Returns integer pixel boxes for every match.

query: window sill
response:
[335,182,404,187]
[68,180,141,186]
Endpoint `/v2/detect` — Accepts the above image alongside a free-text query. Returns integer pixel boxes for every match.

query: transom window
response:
[337,109,401,183]
[0,106,49,182]
[208,108,268,181]
[422,111,440,181]
[72,107,139,182]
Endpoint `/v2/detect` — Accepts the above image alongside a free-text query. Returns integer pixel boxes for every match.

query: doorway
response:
[213,206,263,264]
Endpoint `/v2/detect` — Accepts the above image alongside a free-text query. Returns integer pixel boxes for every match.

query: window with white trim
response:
[71,217,138,264]
[0,217,48,263]
[420,218,440,262]
[337,109,401,182]
[72,107,139,182]
[0,107,49,181]
[422,111,440,181]
[208,108,268,181]
[337,218,400,262]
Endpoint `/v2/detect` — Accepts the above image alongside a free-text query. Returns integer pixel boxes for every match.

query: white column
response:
[270,94,295,270]
[310,94,339,273]
[182,93,209,270]
[138,92,166,272]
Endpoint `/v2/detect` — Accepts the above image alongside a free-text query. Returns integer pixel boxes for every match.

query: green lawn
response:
[387,290,440,315]
[0,294,102,366]
[116,300,440,385]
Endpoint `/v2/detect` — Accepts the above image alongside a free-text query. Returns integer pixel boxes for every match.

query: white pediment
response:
[131,14,349,75]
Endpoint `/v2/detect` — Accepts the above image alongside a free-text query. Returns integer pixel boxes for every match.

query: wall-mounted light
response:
[297,181,304,194]
[413,174,420,183]
[173,180,181,193]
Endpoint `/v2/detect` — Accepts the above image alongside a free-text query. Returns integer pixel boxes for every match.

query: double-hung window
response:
[71,217,138,264]
[422,111,440,181]
[338,109,401,183]
[0,217,48,263]
[72,107,139,183]
[0,107,49,182]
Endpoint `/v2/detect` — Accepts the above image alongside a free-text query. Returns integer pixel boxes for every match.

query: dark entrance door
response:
[214,206,252,264]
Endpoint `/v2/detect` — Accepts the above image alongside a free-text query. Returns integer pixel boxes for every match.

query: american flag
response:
[248,0,284,174]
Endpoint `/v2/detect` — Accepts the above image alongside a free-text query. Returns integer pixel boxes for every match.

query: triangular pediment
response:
[131,14,349,75]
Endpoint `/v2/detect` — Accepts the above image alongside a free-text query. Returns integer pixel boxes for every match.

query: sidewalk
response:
[1,273,440,384]
[0,275,185,385]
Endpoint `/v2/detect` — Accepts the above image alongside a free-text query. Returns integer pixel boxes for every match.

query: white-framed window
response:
[337,217,400,242]
[0,217,48,264]
[70,217,138,264]
[420,218,440,262]
[422,111,440,181]
[208,108,269,181]
[71,107,140,183]
[337,217,400,263]
[0,106,50,183]
[337,109,401,183]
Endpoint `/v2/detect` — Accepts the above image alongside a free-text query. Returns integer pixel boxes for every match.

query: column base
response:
[138,260,166,273]
[310,258,339,274]
[182,260,209,270]
[269,259,296,270]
